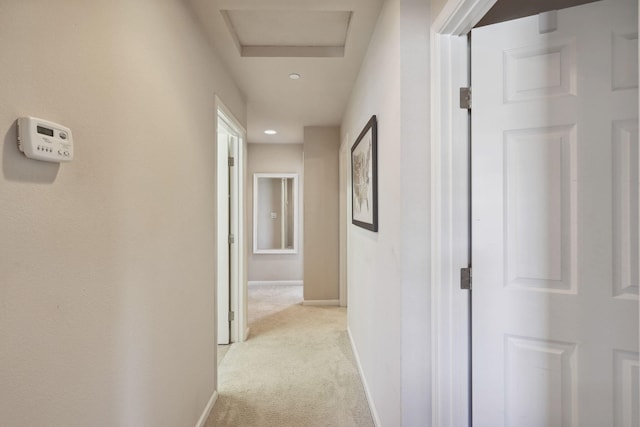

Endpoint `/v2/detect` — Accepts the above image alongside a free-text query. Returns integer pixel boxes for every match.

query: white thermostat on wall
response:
[17,116,73,163]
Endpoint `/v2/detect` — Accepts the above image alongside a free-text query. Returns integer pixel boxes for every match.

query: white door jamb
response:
[215,96,248,344]
[430,1,497,426]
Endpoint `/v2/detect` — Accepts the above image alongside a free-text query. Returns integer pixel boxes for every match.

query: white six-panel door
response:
[471,1,639,425]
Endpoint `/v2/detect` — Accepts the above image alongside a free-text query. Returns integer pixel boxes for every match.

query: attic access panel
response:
[221,10,352,57]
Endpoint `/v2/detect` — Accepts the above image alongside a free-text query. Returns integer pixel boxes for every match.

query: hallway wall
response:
[432,0,449,17]
[247,143,304,282]
[0,1,245,426]
[341,0,432,424]
[303,127,341,302]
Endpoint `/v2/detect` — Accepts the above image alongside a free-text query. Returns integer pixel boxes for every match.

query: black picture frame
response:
[351,115,378,232]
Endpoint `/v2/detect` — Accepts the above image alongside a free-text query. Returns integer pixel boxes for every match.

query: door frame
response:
[215,95,248,344]
[430,1,497,426]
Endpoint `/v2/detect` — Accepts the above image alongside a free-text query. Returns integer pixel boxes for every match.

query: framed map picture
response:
[351,115,378,232]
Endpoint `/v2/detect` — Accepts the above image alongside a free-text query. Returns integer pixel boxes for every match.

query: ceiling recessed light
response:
[264,129,277,135]
[288,73,301,80]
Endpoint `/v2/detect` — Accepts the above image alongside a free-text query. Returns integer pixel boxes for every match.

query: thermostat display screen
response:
[36,125,54,137]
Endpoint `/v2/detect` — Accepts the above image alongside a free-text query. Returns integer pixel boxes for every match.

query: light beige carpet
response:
[206,285,374,427]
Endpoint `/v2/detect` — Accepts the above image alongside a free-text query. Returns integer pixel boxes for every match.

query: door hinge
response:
[228,234,235,244]
[460,87,471,110]
[460,266,472,290]
[228,157,235,167]
[228,311,235,321]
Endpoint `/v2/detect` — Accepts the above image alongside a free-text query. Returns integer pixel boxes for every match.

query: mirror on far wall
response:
[253,173,299,254]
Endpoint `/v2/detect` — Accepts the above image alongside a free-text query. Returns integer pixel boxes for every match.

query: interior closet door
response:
[471,1,639,425]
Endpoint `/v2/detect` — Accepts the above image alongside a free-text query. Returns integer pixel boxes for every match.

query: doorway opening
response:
[245,142,304,327]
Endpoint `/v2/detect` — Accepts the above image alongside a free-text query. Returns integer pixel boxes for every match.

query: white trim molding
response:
[433,0,497,35]
[302,299,340,306]
[248,280,303,286]
[430,1,496,426]
[430,30,472,427]
[195,390,218,427]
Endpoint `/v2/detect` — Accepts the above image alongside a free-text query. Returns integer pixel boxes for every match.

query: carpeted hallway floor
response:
[206,285,374,427]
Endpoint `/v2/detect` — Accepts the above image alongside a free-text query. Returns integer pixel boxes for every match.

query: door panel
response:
[504,125,574,293]
[471,1,639,425]
[613,119,639,300]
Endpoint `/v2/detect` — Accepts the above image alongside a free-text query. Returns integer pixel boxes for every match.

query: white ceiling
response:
[188,0,384,144]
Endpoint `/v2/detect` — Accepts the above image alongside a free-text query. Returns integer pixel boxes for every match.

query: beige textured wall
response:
[0,1,245,426]
[431,0,449,18]
[303,127,340,301]
[247,144,304,282]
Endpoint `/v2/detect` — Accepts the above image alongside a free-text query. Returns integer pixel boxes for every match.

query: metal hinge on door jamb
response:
[228,234,235,244]
[460,266,472,290]
[228,157,235,167]
[228,311,235,321]
[460,87,471,109]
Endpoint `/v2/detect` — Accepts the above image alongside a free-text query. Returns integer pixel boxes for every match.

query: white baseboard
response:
[195,390,218,427]
[248,280,303,286]
[347,328,381,427]
[244,327,250,341]
[302,299,340,306]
